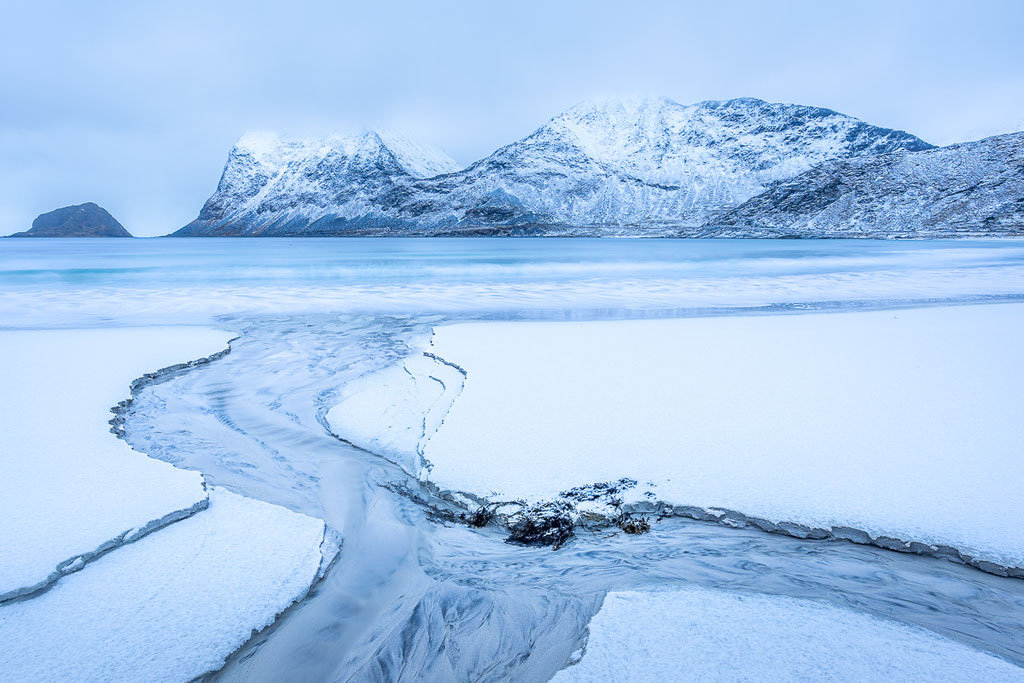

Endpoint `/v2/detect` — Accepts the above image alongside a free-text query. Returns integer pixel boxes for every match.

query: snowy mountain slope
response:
[176,97,934,236]
[413,97,932,230]
[709,131,1024,237]
[375,129,463,178]
[177,130,460,236]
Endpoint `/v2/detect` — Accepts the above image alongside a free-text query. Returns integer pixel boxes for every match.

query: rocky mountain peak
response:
[10,203,131,238]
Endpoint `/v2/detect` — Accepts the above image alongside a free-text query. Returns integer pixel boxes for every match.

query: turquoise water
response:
[2,238,1024,326]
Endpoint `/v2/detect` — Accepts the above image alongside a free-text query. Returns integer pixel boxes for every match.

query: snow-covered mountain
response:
[176,97,937,236]
[178,130,461,236]
[411,97,933,232]
[709,131,1024,237]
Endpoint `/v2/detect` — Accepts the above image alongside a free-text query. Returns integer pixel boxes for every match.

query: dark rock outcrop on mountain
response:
[11,203,132,238]
[703,132,1024,238]
[174,97,934,237]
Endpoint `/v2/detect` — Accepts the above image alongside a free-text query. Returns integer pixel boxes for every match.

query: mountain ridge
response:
[172,97,1019,238]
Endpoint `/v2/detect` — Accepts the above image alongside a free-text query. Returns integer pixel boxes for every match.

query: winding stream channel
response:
[120,311,1024,681]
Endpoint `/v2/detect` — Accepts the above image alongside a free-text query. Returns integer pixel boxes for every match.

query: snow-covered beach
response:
[0,327,335,680]
[554,587,1024,681]
[3,238,1024,680]
[329,303,1024,573]
[7,1,1024,677]
[0,327,230,600]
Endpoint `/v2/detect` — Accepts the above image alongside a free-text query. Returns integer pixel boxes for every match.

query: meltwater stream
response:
[120,311,1024,682]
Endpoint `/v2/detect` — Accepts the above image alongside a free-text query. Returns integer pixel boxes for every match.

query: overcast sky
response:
[2,0,1022,236]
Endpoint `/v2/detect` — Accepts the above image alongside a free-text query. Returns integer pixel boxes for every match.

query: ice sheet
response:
[328,353,464,478]
[0,327,232,599]
[330,303,1024,568]
[0,487,327,682]
[555,587,1024,681]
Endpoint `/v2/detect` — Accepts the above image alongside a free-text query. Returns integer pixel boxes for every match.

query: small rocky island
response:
[10,202,132,237]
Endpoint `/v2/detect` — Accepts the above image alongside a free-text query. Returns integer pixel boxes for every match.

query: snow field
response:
[328,352,464,478]
[0,487,328,682]
[1,326,337,681]
[0,327,233,599]
[330,303,1024,569]
[554,587,1024,681]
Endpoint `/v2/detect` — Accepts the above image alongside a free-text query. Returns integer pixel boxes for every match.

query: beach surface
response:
[330,303,1024,570]
[0,327,333,680]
